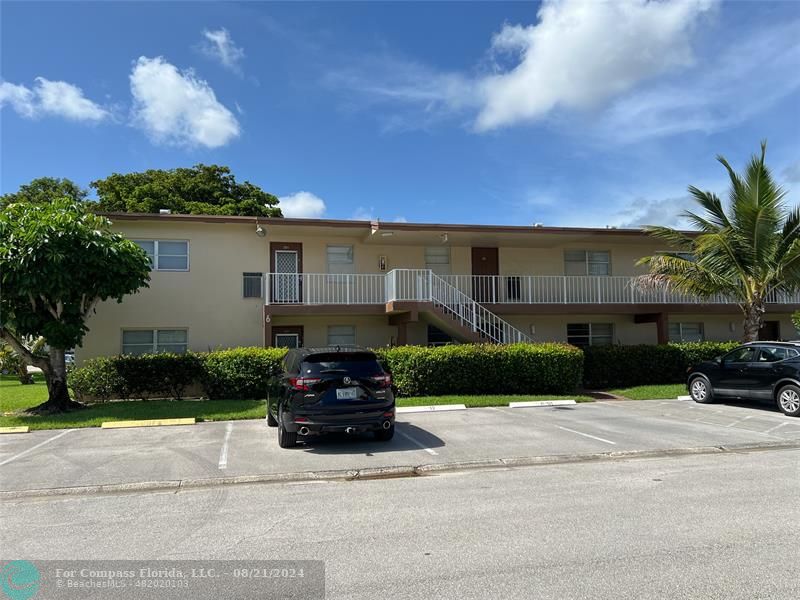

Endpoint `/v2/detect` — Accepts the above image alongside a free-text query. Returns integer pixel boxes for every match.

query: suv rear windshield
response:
[300,352,384,377]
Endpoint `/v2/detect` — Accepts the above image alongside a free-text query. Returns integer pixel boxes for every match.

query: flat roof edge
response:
[97,211,675,237]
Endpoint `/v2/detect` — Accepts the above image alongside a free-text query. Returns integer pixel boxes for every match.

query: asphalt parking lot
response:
[1,399,799,494]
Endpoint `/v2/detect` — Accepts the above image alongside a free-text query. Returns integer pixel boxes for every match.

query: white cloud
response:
[328,0,721,134]
[200,28,245,74]
[0,78,109,121]
[596,19,800,143]
[351,206,407,222]
[614,194,695,229]
[475,0,715,131]
[129,56,240,148]
[784,162,800,185]
[278,191,327,218]
[0,81,36,117]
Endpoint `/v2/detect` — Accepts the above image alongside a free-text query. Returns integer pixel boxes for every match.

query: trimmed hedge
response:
[201,347,287,400]
[70,348,287,402]
[69,341,741,401]
[582,341,739,389]
[374,343,583,396]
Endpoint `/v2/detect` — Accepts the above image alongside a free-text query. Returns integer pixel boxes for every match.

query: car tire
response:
[277,410,297,448]
[267,410,278,428]
[689,376,714,404]
[776,384,800,417]
[375,424,394,442]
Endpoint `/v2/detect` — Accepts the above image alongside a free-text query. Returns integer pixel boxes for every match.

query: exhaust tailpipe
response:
[345,427,356,435]
[298,426,310,436]
[382,420,392,430]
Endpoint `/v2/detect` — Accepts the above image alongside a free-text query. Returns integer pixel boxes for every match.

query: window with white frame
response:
[425,246,451,275]
[328,325,356,346]
[242,272,263,298]
[567,323,614,347]
[122,329,188,355]
[274,334,300,349]
[564,250,610,276]
[133,240,189,271]
[327,245,354,274]
[668,322,704,342]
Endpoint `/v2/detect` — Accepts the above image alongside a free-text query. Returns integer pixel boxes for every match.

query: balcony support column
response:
[263,308,273,347]
[634,312,668,344]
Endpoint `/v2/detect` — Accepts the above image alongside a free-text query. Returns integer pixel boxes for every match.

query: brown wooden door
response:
[471,247,499,303]
[758,320,780,341]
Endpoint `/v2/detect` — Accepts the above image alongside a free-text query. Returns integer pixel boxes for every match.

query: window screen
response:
[243,272,263,298]
[564,250,610,276]
[668,322,704,342]
[122,329,187,355]
[327,245,354,274]
[567,323,613,347]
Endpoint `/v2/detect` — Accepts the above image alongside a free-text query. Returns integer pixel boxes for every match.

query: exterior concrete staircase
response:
[386,269,532,344]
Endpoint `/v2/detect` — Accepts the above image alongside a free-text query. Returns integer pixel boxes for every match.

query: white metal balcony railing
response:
[265,272,800,306]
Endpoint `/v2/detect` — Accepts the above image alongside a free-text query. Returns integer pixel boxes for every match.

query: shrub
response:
[582,341,740,388]
[200,347,287,399]
[113,353,203,400]
[374,343,583,396]
[69,356,128,402]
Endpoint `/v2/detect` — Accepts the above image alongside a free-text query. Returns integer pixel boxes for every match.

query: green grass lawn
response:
[2,375,681,431]
[1,375,265,430]
[607,384,686,400]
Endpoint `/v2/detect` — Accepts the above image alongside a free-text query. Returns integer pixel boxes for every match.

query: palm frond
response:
[687,187,730,229]
[640,226,695,250]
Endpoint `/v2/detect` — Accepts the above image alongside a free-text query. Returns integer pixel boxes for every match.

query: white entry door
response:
[273,250,299,303]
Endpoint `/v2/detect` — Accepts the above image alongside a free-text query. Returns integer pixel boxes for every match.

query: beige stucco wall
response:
[75,217,800,363]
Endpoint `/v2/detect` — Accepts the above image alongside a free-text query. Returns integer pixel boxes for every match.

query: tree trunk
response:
[27,347,83,414]
[741,301,765,342]
[0,329,83,413]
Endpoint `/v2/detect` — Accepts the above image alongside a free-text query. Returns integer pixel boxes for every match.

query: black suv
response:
[267,347,396,448]
[686,341,800,416]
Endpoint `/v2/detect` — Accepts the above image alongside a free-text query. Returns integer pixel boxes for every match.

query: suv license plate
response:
[336,387,359,400]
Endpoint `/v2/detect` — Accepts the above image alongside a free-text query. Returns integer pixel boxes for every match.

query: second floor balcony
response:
[264,270,800,307]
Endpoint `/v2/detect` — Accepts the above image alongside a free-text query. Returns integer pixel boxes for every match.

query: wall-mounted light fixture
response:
[729,321,736,332]
[255,225,266,237]
[378,256,387,271]
[440,233,448,244]
[529,324,536,335]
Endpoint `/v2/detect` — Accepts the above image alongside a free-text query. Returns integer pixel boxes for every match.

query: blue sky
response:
[1,0,799,227]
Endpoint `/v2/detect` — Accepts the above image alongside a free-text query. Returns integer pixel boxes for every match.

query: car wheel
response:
[267,410,278,427]
[689,376,713,404]
[277,410,297,448]
[776,384,800,417]
[375,424,394,442]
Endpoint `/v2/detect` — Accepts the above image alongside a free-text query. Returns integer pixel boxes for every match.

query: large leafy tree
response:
[639,142,799,342]
[91,164,283,217]
[0,177,87,208]
[0,199,151,413]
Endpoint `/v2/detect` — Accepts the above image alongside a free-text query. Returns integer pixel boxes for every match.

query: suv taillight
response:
[371,374,392,388]
[290,377,321,391]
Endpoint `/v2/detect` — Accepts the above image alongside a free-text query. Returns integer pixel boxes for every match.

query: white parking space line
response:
[764,422,789,434]
[725,416,753,427]
[554,425,616,445]
[0,429,75,467]
[396,429,438,456]
[218,423,233,470]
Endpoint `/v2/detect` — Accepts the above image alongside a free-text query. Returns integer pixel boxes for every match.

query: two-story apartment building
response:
[75,212,800,363]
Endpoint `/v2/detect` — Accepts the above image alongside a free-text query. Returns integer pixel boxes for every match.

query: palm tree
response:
[638,142,799,342]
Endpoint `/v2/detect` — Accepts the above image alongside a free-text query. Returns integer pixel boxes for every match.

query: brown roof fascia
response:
[97,211,697,237]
